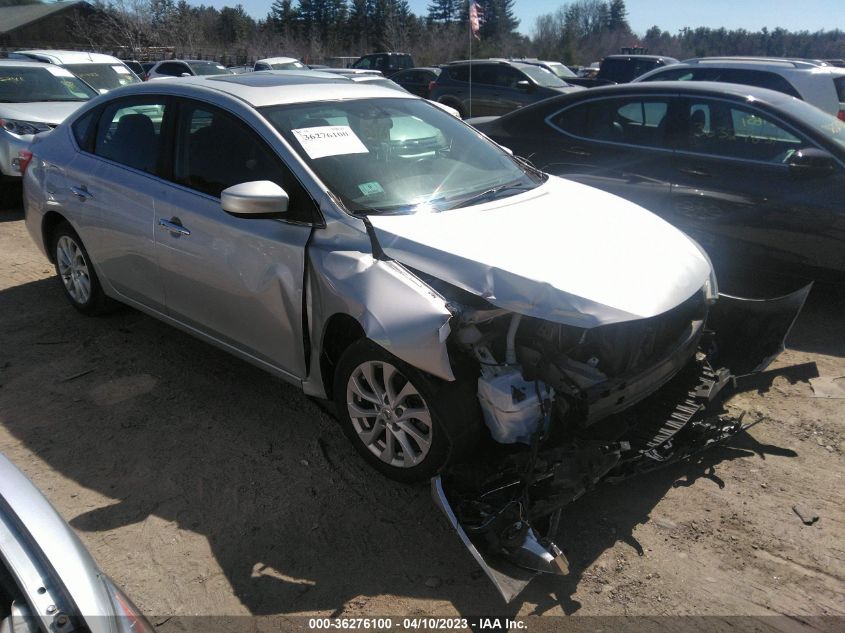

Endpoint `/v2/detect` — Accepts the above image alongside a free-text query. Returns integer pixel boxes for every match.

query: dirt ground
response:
[1,199,844,628]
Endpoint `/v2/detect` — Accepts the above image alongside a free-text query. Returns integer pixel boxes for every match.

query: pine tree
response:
[608,0,628,32]
[426,0,458,25]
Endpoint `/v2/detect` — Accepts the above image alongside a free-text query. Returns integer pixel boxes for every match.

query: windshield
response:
[776,97,845,152]
[260,98,544,215]
[188,62,230,76]
[519,65,568,88]
[62,63,139,91]
[0,66,95,102]
[270,61,306,70]
[545,62,576,78]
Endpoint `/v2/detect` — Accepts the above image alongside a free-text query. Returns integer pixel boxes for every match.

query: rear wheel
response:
[333,338,479,482]
[51,223,112,315]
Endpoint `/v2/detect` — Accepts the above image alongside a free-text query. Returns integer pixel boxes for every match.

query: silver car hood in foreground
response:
[369,176,711,328]
[0,454,116,632]
[0,101,85,125]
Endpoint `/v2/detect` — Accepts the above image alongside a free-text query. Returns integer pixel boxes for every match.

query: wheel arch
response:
[319,313,366,401]
[41,211,71,263]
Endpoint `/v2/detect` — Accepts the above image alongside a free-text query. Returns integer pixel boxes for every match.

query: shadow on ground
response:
[0,270,831,618]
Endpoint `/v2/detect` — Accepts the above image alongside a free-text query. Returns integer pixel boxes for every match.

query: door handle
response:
[70,185,92,200]
[158,218,191,236]
[679,168,711,178]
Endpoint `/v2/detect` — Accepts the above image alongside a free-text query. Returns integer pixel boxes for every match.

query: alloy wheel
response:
[346,360,433,468]
[56,235,91,305]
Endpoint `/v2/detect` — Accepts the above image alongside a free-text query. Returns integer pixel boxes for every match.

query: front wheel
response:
[333,339,479,482]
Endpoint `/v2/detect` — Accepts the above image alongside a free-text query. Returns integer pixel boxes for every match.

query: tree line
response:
[24,0,845,67]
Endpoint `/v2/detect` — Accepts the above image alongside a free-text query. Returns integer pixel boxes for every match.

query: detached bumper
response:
[433,284,813,603]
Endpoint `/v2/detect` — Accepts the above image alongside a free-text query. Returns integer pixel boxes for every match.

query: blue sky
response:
[214,0,844,37]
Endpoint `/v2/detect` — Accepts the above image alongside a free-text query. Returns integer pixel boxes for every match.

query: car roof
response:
[502,80,799,115]
[682,56,829,68]
[107,71,418,107]
[256,57,301,64]
[603,54,678,61]
[0,59,57,68]
[446,59,535,69]
[12,49,124,64]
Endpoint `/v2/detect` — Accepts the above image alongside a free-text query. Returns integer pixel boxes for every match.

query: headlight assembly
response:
[0,119,52,136]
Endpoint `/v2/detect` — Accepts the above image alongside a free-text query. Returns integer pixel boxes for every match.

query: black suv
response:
[429,60,582,118]
[350,52,414,77]
[575,54,679,87]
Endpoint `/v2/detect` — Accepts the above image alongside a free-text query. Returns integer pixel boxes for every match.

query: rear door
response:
[670,96,845,277]
[64,95,169,311]
[153,99,318,378]
[532,94,679,215]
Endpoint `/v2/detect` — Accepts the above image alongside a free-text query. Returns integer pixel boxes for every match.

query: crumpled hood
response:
[368,176,711,328]
[0,101,86,125]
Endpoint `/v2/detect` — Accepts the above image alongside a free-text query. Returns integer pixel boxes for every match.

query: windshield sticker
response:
[45,66,74,78]
[358,181,384,196]
[112,65,130,74]
[292,125,369,159]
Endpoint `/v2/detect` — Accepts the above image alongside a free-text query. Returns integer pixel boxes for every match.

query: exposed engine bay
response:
[432,280,813,602]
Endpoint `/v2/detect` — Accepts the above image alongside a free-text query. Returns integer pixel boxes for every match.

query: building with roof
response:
[0,1,99,48]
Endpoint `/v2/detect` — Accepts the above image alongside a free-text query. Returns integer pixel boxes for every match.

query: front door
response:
[153,100,318,378]
[670,97,845,279]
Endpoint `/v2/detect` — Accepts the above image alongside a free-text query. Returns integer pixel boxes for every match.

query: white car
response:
[145,59,232,80]
[635,57,845,118]
[0,60,96,179]
[254,56,308,71]
[9,50,140,93]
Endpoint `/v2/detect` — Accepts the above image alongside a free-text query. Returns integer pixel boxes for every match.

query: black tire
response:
[51,222,113,315]
[333,338,480,483]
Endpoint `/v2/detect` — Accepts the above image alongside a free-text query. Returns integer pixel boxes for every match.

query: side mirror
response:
[516,80,533,91]
[788,147,837,179]
[180,72,191,77]
[221,181,289,218]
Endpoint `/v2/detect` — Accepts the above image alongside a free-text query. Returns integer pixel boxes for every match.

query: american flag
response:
[469,1,483,40]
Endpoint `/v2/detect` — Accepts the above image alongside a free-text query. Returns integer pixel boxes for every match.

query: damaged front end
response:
[433,283,812,603]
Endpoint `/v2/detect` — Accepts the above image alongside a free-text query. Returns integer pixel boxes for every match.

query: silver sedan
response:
[22,71,809,596]
[22,71,804,476]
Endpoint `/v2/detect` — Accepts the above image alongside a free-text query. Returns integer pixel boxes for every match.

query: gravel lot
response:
[1,198,843,628]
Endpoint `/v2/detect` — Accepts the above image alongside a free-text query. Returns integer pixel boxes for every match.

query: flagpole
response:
[468,0,472,118]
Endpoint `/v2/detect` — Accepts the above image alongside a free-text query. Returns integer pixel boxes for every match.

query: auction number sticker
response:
[45,66,75,78]
[292,125,369,159]
[112,65,131,74]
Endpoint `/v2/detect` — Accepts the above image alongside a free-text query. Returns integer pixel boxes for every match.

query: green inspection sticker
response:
[358,181,385,196]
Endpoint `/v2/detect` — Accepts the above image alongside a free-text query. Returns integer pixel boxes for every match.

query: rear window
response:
[834,76,845,103]
[63,63,139,92]
[188,62,228,76]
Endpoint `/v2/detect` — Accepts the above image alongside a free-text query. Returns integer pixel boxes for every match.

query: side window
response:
[448,66,469,82]
[354,57,372,70]
[255,62,270,71]
[549,103,588,135]
[550,98,669,147]
[720,69,802,99]
[682,99,802,162]
[94,98,166,173]
[474,65,498,86]
[495,67,524,88]
[373,56,387,71]
[72,107,99,151]
[173,101,316,222]
[157,62,187,77]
